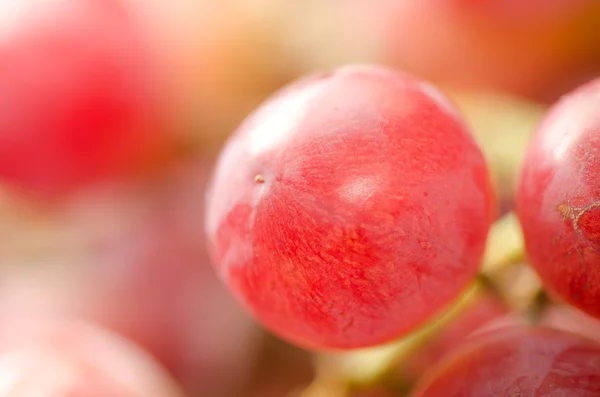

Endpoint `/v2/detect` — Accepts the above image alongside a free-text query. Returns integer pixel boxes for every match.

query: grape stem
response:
[481,211,524,275]
[525,287,551,324]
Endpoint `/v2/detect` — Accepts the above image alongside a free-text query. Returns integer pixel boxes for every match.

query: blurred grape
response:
[454,0,592,19]
[345,0,600,101]
[0,0,173,196]
[0,318,183,397]
[542,305,600,344]
[0,155,259,397]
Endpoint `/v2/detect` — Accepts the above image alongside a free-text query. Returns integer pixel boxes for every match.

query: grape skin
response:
[205,65,496,350]
[517,78,600,320]
[411,327,600,397]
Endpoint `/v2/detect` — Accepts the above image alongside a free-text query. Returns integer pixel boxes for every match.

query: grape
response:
[345,1,600,101]
[454,0,591,19]
[0,0,166,195]
[0,318,183,397]
[205,65,496,350]
[543,305,600,344]
[516,78,600,320]
[0,157,259,397]
[411,326,600,397]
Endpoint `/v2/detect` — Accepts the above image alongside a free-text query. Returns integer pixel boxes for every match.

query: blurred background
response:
[1,0,600,396]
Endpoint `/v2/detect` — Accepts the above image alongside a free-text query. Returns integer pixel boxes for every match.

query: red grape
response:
[411,326,600,397]
[0,0,167,195]
[205,65,496,350]
[0,318,183,397]
[517,78,600,319]
[345,1,600,101]
[543,305,600,344]
[454,0,591,19]
[0,157,259,397]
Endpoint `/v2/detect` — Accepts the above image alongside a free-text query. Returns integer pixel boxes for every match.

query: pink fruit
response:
[454,0,592,19]
[542,305,600,344]
[0,0,168,195]
[345,1,600,101]
[411,326,600,397]
[517,78,600,319]
[205,65,496,350]
[0,157,259,397]
[0,318,183,397]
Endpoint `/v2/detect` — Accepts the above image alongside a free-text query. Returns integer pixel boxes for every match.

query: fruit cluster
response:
[1,1,600,396]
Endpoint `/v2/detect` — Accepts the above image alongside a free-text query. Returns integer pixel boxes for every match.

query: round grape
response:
[0,0,166,195]
[517,78,600,319]
[411,326,600,397]
[543,305,600,344]
[0,318,183,397]
[205,65,496,350]
[0,157,259,397]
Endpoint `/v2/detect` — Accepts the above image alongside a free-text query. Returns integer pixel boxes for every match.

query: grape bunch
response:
[1,1,600,396]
